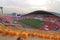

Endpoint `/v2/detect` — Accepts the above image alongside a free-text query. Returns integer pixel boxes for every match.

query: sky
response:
[0,0,60,14]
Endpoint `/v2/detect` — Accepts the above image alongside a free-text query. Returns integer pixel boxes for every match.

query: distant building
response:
[17,14,21,16]
[12,13,17,17]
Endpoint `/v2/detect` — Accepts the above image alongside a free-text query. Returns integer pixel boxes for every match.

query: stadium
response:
[0,10,60,40]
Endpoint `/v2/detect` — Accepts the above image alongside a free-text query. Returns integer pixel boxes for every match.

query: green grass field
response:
[19,19,45,28]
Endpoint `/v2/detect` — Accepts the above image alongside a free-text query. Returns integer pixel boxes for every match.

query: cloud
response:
[0,0,32,14]
[46,0,60,13]
[0,0,60,14]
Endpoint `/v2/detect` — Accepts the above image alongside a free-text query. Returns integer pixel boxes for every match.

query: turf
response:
[19,19,45,27]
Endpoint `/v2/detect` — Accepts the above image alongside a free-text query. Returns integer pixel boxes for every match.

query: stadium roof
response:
[23,10,60,17]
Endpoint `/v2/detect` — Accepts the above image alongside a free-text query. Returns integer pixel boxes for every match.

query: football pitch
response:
[19,19,45,27]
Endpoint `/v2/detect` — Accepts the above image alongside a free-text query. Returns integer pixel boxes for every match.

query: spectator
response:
[17,37,23,40]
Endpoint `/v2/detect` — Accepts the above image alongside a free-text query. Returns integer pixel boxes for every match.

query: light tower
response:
[0,7,3,14]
